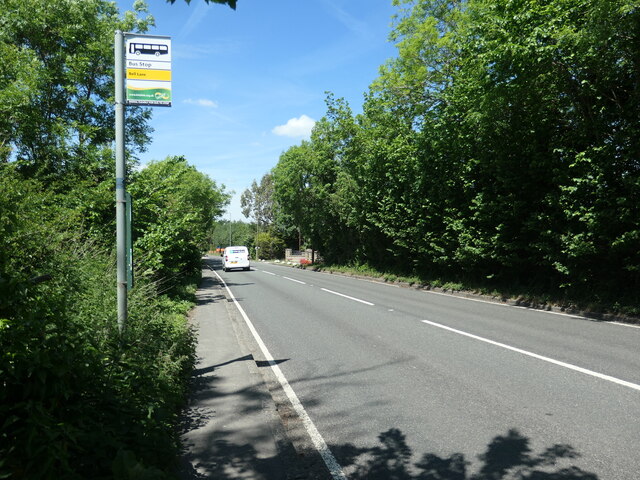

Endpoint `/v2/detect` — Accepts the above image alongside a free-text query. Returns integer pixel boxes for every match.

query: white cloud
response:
[272,115,316,138]
[183,98,218,108]
[180,1,209,38]
[322,0,370,38]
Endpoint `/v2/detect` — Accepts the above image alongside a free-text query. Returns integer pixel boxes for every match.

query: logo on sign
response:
[129,43,169,57]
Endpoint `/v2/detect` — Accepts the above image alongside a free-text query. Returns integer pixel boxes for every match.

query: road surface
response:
[212,257,640,480]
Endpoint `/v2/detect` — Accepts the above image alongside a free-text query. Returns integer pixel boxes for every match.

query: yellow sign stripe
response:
[126,68,171,81]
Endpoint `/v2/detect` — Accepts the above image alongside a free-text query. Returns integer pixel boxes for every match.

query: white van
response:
[222,246,251,272]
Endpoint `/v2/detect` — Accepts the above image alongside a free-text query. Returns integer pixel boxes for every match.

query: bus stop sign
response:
[124,34,172,107]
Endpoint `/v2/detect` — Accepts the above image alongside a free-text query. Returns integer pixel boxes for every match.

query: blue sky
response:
[118,0,399,220]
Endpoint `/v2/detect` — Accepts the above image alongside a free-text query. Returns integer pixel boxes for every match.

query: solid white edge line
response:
[214,271,347,480]
[606,321,640,329]
[321,288,375,306]
[424,290,639,328]
[283,276,306,285]
[422,289,586,320]
[421,319,640,392]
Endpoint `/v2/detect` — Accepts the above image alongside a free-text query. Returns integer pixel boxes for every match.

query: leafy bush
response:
[0,167,198,479]
[129,156,229,289]
[1,1,227,476]
[256,231,285,259]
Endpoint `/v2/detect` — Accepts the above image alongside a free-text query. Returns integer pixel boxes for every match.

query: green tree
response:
[210,220,254,250]
[272,95,365,263]
[436,0,640,294]
[255,231,285,260]
[241,172,292,257]
[0,0,155,182]
[272,141,314,247]
[0,2,235,477]
[269,0,640,309]
[241,173,276,228]
[129,156,230,283]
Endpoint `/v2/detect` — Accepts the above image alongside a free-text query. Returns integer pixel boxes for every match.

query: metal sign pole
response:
[114,31,171,334]
[115,30,127,334]
[126,192,134,291]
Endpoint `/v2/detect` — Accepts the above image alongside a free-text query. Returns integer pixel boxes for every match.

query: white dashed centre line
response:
[321,288,374,306]
[283,276,306,285]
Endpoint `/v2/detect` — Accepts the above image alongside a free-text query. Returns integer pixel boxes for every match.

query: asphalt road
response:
[213,257,640,480]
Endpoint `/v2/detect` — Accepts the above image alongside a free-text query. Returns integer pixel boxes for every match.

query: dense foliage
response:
[0,0,154,176]
[210,219,255,251]
[0,162,221,478]
[240,172,297,259]
[272,0,640,313]
[130,155,229,283]
[0,1,229,478]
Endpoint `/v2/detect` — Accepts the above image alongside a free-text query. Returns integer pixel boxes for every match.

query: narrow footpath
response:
[179,257,330,480]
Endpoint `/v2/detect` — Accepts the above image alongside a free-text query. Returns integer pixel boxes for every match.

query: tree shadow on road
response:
[179,421,600,479]
[332,427,598,480]
[180,382,600,480]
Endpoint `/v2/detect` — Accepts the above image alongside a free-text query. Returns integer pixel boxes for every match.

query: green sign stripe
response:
[126,87,171,102]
